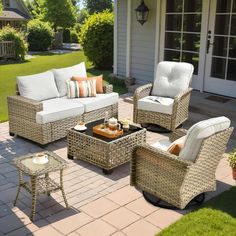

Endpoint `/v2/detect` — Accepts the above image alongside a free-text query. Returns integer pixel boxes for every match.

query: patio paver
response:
[0,95,235,236]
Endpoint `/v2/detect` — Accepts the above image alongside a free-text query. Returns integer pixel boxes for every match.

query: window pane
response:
[164,50,181,62]
[227,60,236,81]
[183,14,202,32]
[182,34,200,52]
[233,0,236,12]
[229,37,236,58]
[216,0,231,13]
[182,52,199,75]
[165,32,181,50]
[184,0,202,12]
[214,15,230,35]
[213,36,228,57]
[166,0,183,13]
[231,15,236,36]
[166,14,182,31]
[211,58,226,79]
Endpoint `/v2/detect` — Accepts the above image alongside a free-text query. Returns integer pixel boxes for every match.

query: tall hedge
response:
[80,11,114,69]
[0,26,28,60]
[28,19,54,51]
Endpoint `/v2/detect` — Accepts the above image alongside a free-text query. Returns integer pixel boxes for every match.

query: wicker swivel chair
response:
[133,61,194,131]
[130,117,233,209]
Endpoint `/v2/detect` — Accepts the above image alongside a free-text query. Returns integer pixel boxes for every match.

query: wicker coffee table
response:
[13,151,68,221]
[67,119,146,174]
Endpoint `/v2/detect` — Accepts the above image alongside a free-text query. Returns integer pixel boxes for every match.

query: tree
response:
[0,1,3,15]
[41,0,76,30]
[84,0,112,15]
[24,0,42,18]
[80,11,113,68]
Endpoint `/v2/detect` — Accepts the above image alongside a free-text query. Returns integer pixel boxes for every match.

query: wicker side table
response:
[13,151,69,221]
[67,119,146,174]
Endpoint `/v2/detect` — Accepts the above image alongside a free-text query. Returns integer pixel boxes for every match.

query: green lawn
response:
[0,51,127,122]
[157,186,236,236]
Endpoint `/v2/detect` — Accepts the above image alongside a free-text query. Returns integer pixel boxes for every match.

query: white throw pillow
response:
[53,62,87,97]
[152,61,194,98]
[17,71,59,101]
[179,116,230,162]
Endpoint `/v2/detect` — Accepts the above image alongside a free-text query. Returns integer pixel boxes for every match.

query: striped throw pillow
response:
[67,80,80,98]
[78,79,97,98]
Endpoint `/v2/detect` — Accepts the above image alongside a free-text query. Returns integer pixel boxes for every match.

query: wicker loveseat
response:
[133,62,194,131]
[7,62,118,145]
[131,117,233,209]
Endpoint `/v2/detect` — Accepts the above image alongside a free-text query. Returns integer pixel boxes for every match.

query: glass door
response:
[204,0,236,97]
[160,0,209,90]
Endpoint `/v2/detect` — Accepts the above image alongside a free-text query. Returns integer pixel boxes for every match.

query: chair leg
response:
[143,191,205,210]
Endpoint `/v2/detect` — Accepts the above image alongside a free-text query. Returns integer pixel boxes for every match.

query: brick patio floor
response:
[0,95,235,236]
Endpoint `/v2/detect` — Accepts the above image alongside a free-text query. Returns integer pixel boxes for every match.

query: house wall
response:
[115,0,157,83]
[117,0,128,76]
[130,0,157,84]
[9,0,28,16]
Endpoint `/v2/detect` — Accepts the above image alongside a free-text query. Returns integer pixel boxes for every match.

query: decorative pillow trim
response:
[67,80,80,98]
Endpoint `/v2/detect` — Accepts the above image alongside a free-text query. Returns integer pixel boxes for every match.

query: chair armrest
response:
[174,88,193,102]
[134,83,152,101]
[169,129,188,142]
[7,95,43,122]
[171,88,193,129]
[103,84,113,94]
[133,84,152,123]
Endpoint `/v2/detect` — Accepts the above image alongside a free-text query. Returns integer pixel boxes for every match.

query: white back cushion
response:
[17,71,59,101]
[53,62,87,97]
[152,61,194,98]
[179,116,230,162]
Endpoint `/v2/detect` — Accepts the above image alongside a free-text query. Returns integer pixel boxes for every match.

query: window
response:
[3,0,10,7]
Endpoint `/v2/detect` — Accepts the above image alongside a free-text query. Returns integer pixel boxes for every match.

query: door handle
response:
[207,40,214,54]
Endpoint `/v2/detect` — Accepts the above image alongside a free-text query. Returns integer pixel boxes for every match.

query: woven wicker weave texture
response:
[130,127,233,209]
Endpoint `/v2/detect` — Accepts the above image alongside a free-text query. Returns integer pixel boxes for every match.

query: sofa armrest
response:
[7,95,43,122]
[103,84,113,94]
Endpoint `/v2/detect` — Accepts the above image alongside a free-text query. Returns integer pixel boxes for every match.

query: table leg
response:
[30,176,37,221]
[45,173,50,196]
[14,169,23,206]
[60,169,69,208]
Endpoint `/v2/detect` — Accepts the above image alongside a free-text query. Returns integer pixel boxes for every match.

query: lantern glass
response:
[135,0,149,25]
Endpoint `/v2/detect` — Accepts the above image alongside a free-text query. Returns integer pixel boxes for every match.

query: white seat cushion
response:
[17,71,59,101]
[53,62,87,97]
[36,98,84,124]
[138,96,174,115]
[151,139,171,151]
[67,92,119,113]
[152,61,194,98]
[179,116,231,162]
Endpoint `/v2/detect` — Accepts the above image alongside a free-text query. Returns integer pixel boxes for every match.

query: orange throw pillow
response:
[72,75,104,93]
[167,135,186,156]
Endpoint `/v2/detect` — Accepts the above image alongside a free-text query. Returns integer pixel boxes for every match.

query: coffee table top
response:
[70,119,144,143]
[13,151,67,176]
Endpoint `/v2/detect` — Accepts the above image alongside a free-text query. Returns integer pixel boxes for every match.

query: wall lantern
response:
[135,0,149,25]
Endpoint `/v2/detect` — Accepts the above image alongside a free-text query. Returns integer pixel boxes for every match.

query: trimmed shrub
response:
[80,11,113,69]
[70,30,78,43]
[28,19,54,51]
[0,26,28,60]
[63,28,71,43]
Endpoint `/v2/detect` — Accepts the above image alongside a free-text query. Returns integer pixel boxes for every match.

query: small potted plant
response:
[228,149,236,180]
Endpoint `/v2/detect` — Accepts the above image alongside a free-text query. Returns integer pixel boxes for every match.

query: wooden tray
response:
[93,124,123,139]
